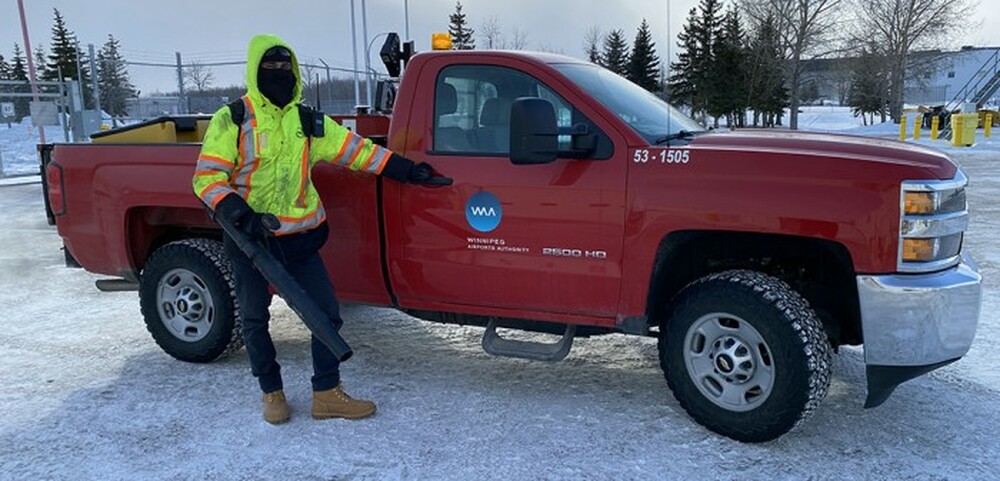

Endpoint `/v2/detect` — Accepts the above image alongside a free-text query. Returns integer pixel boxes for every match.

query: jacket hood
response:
[245,34,301,108]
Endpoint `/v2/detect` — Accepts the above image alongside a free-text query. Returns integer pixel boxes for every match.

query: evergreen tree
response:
[0,54,10,80]
[627,19,661,92]
[10,44,30,120]
[746,14,787,128]
[587,42,602,64]
[448,2,475,50]
[43,9,91,106]
[97,34,136,118]
[848,43,889,125]
[0,52,9,124]
[669,0,722,122]
[584,27,603,65]
[601,29,630,77]
[43,9,80,81]
[669,8,701,113]
[710,6,748,127]
[33,46,48,81]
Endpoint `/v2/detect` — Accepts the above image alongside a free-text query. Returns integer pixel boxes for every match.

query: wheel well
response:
[646,231,862,347]
[126,206,222,275]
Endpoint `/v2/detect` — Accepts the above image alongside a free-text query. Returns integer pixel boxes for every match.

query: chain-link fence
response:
[0,55,385,178]
[123,54,385,118]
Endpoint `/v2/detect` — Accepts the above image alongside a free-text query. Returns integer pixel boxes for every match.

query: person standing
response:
[192,34,436,424]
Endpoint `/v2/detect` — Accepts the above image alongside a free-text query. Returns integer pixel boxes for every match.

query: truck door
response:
[385,60,626,319]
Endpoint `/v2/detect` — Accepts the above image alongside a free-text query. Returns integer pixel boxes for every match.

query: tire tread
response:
[139,238,243,362]
[659,269,833,442]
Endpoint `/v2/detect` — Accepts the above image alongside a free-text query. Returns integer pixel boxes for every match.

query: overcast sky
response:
[2,0,999,94]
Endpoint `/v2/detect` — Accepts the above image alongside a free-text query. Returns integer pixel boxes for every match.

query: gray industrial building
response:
[798,46,1000,108]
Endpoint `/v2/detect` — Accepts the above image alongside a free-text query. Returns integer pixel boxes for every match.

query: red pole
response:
[17,0,46,144]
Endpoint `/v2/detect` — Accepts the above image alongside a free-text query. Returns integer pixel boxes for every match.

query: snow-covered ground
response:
[0,119,68,177]
[2,109,999,480]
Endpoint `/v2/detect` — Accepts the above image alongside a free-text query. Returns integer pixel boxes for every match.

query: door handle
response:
[420,176,453,186]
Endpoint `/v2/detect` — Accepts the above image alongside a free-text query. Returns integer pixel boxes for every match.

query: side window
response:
[433,65,600,156]
[538,85,574,151]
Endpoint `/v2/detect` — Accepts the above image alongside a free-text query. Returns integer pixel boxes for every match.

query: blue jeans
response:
[223,222,344,393]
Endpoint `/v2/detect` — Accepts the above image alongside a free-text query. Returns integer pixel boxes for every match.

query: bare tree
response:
[510,27,529,50]
[583,26,603,64]
[183,62,214,92]
[851,0,977,120]
[740,0,845,129]
[300,63,318,104]
[480,16,505,49]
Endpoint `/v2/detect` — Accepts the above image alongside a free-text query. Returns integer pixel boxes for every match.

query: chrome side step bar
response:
[95,279,139,292]
[481,319,575,362]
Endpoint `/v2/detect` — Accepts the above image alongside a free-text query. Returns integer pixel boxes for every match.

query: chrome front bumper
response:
[856,254,982,406]
[857,253,982,366]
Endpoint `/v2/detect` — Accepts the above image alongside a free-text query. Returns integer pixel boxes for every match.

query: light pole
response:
[404,0,410,41]
[17,0,44,143]
[361,0,371,108]
[350,0,361,109]
[318,58,333,110]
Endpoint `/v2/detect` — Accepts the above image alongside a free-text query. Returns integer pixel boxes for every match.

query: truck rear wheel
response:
[139,238,243,363]
[659,270,832,442]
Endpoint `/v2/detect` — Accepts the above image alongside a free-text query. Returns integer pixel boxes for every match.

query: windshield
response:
[554,63,703,144]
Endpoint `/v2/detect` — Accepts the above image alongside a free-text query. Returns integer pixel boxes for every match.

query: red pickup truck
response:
[41,48,981,442]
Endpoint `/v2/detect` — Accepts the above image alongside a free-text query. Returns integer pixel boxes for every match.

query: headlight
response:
[898,171,968,273]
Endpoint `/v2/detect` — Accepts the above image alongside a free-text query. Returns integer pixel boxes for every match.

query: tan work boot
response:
[262,390,290,424]
[312,383,377,420]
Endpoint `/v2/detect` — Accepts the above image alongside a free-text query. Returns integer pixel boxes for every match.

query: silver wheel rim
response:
[683,312,774,412]
[156,268,215,343]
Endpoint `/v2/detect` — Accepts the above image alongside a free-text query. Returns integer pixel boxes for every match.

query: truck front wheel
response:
[139,238,243,363]
[659,270,832,442]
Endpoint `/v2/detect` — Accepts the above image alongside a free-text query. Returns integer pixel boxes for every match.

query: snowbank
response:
[0,119,67,177]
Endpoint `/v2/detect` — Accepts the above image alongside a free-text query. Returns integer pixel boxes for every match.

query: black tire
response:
[659,270,832,442]
[139,238,243,363]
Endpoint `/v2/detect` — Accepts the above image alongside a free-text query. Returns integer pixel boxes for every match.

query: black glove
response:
[380,153,415,183]
[408,162,435,184]
[381,153,439,184]
[215,193,269,240]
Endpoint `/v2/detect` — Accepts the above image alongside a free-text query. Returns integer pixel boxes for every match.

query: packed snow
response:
[1,108,999,480]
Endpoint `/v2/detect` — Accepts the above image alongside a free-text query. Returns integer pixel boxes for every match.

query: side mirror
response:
[509,97,558,165]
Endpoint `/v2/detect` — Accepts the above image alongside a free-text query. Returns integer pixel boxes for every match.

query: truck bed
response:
[43,116,393,305]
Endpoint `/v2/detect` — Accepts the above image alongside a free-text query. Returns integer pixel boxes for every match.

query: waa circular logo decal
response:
[465,191,502,233]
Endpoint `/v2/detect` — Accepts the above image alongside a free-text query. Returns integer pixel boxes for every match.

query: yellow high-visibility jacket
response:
[193,34,394,235]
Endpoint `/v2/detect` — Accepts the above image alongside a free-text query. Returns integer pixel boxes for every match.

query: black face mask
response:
[258,68,296,108]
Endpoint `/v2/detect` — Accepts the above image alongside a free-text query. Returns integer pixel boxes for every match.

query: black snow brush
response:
[213,209,353,362]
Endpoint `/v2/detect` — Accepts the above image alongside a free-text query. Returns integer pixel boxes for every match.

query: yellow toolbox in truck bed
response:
[90,116,212,144]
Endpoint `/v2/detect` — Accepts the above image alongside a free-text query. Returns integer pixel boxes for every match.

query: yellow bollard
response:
[952,114,964,147]
[931,116,939,140]
[987,114,993,138]
[913,116,921,140]
[900,116,907,141]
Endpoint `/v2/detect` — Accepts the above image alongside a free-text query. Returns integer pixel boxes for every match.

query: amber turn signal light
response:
[902,238,937,262]
[904,192,935,214]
